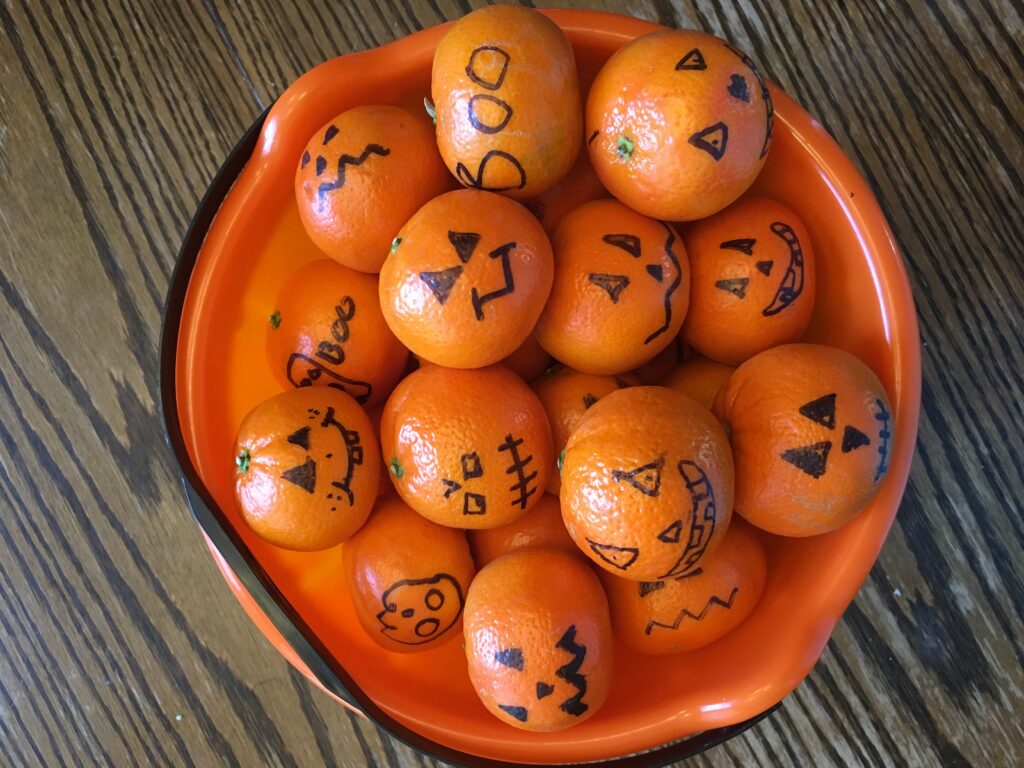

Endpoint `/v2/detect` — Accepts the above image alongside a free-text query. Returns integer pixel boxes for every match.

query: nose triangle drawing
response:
[588,273,630,303]
[281,457,317,493]
[419,266,464,305]
[780,441,832,478]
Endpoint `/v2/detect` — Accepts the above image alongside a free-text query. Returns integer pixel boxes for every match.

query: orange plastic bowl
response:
[161,10,920,767]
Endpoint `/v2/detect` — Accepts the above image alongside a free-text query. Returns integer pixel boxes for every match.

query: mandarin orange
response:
[344,495,476,652]
[464,548,613,731]
[381,364,553,529]
[682,197,815,365]
[432,4,582,199]
[534,199,688,375]
[233,387,379,551]
[561,386,733,581]
[713,343,894,536]
[379,189,553,368]
[295,105,450,272]
[586,30,773,221]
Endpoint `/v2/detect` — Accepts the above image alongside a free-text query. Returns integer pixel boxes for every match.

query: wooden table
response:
[2,1,1021,765]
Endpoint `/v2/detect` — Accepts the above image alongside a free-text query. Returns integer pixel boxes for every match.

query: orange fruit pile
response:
[229,4,896,734]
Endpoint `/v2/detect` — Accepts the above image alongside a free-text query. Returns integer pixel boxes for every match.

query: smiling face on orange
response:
[560,387,734,581]
[682,197,816,365]
[234,387,379,551]
[535,199,689,376]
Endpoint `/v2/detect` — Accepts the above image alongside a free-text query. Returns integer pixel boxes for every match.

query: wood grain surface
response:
[1,0,1022,765]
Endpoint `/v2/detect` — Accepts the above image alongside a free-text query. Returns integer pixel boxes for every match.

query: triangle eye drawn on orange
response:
[612,455,664,497]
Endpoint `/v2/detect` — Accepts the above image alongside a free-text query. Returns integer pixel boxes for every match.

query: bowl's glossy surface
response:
[175,10,920,764]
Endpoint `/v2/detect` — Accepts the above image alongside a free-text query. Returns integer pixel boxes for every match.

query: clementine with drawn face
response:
[561,387,734,582]
[233,387,379,551]
[294,105,450,273]
[682,197,816,365]
[599,519,767,654]
[344,496,476,653]
[535,199,689,376]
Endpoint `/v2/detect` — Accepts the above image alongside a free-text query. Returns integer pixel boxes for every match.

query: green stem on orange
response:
[389,457,404,478]
[236,448,251,473]
[268,310,281,329]
[390,236,402,255]
[616,135,635,160]
[423,97,436,125]
[557,448,566,474]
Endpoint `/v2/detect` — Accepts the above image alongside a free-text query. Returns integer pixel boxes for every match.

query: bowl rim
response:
[160,8,920,766]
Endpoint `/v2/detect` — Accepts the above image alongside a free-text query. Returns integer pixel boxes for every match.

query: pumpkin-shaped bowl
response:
[161,9,920,766]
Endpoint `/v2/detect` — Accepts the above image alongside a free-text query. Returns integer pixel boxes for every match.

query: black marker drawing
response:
[689,122,729,161]
[321,406,364,506]
[639,581,665,597]
[781,441,831,478]
[419,266,463,305]
[456,150,527,191]
[314,296,356,366]
[588,273,630,303]
[724,42,774,158]
[715,277,749,299]
[657,519,682,544]
[498,433,538,510]
[602,233,641,258]
[644,224,683,344]
[468,94,513,134]
[281,458,316,494]
[323,124,339,144]
[762,222,805,316]
[495,648,524,670]
[555,625,588,716]
[472,242,517,320]
[756,260,773,276]
[466,45,510,90]
[659,460,717,578]
[376,573,464,645]
[315,144,391,203]
[286,353,372,404]
[842,425,871,453]
[720,238,756,255]
[675,48,707,71]
[799,393,836,429]
[449,230,481,263]
[874,398,892,482]
[645,587,739,635]
[782,394,876,479]
[587,540,639,570]
[492,626,588,721]
[301,151,311,169]
[727,74,750,102]
[612,455,664,497]
[442,451,488,515]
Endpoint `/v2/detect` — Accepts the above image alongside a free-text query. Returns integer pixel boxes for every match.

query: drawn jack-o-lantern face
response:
[535,199,690,376]
[234,388,379,551]
[599,520,767,655]
[378,189,554,368]
[293,105,450,273]
[712,343,894,537]
[585,30,774,221]
[682,197,816,366]
[376,574,465,645]
[561,388,735,582]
